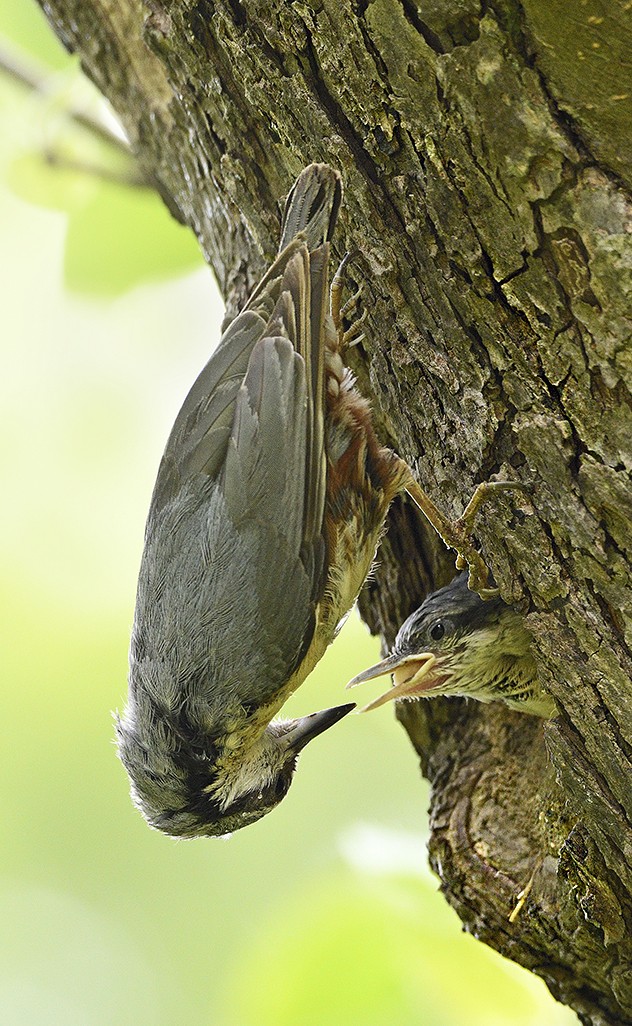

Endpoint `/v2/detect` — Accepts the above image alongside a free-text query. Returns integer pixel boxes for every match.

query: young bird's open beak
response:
[346,653,438,712]
[282,703,356,752]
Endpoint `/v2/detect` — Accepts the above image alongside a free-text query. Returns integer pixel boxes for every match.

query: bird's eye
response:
[430,620,445,641]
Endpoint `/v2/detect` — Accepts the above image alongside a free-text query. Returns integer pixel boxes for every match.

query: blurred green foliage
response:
[0,4,577,1024]
[0,0,203,295]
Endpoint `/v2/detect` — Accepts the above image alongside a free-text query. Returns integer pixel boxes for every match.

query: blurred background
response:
[0,3,576,1023]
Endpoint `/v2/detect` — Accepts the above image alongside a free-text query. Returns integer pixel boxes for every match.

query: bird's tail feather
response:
[278,163,342,253]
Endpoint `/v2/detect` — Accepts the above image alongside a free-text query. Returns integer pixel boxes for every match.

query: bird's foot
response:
[452,480,533,596]
[331,253,366,351]
[399,464,531,598]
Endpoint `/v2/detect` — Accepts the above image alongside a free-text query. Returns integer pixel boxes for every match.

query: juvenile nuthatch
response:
[117,164,527,838]
[347,573,555,717]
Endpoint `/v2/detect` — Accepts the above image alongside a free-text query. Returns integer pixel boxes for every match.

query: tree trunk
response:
[38,1,632,1021]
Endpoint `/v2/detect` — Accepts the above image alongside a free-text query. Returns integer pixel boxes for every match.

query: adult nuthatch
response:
[347,572,555,717]
[117,164,527,837]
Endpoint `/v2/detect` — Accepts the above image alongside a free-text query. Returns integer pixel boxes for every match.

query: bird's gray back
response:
[129,475,315,731]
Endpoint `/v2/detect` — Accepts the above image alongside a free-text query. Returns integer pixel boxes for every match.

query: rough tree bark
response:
[38,1,631,1022]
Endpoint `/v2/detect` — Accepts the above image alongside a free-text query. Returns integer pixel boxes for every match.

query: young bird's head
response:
[347,574,555,718]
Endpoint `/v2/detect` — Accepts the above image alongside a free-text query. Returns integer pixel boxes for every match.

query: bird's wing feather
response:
[223,334,307,547]
[132,336,320,723]
[148,309,267,516]
[150,241,329,594]
[135,165,341,718]
[252,243,328,585]
[148,239,329,550]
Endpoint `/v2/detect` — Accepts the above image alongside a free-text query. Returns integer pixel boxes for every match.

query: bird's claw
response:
[341,305,367,350]
[451,480,532,596]
[331,252,365,350]
[401,465,531,600]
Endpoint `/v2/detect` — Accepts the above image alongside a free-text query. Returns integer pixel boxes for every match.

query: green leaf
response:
[7,150,98,212]
[64,180,205,295]
[0,0,72,70]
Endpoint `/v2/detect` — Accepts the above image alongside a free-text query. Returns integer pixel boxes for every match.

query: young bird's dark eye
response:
[430,620,445,641]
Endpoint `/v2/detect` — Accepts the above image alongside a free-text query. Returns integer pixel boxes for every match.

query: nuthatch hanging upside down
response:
[117,164,526,838]
[347,572,555,717]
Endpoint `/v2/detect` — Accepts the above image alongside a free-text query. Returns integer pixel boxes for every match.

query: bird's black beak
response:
[283,703,356,753]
